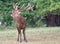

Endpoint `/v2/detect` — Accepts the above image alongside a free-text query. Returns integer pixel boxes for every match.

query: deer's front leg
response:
[17,32,19,41]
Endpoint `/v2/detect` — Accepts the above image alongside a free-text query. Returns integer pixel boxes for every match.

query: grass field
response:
[0,27,60,44]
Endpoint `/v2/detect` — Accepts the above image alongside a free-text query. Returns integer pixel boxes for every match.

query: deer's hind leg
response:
[23,28,27,42]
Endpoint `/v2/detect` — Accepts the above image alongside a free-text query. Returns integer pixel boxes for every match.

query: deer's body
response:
[12,10,26,29]
[11,3,27,42]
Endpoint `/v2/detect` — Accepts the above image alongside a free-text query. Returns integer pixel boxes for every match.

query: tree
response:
[0,0,60,27]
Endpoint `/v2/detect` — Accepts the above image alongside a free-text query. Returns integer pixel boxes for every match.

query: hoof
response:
[24,40,27,42]
[17,39,19,41]
[20,41,22,43]
[20,40,22,42]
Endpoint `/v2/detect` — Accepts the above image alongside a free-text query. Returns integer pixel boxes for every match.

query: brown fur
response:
[11,3,27,42]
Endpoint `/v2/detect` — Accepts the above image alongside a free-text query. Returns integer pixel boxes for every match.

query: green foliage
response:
[0,0,60,27]
[36,0,60,16]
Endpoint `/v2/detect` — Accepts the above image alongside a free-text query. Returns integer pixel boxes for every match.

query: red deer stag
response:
[11,3,27,42]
